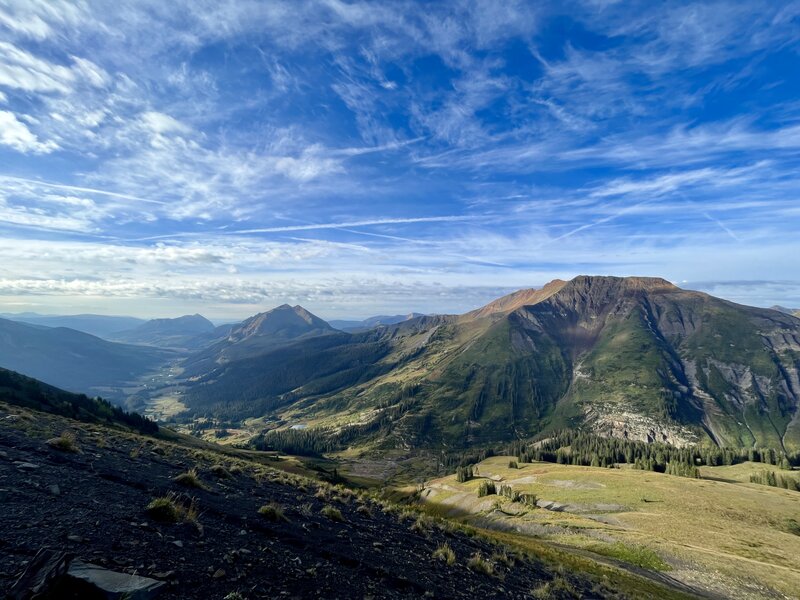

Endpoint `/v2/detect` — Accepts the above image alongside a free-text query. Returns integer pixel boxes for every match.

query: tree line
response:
[505,430,799,479]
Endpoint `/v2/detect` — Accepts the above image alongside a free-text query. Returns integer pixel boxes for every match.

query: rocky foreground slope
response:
[0,396,687,599]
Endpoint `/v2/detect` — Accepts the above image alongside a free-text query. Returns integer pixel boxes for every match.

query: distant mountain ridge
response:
[771,305,800,318]
[329,313,426,331]
[0,318,172,397]
[110,314,216,348]
[0,312,145,338]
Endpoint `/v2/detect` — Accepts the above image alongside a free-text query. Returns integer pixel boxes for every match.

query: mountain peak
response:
[230,304,332,342]
[564,275,678,293]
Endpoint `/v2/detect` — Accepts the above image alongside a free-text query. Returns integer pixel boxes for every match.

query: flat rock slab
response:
[66,560,165,600]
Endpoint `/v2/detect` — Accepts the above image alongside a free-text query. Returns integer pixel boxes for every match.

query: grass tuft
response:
[467,553,496,577]
[258,502,288,522]
[146,494,182,523]
[321,505,345,522]
[46,430,79,453]
[432,543,456,566]
[174,467,206,489]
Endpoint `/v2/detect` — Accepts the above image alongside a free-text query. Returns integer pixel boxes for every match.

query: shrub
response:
[321,505,345,522]
[477,480,496,497]
[432,543,456,566]
[258,503,288,522]
[356,504,373,518]
[174,468,205,489]
[508,460,518,469]
[298,502,313,517]
[786,519,800,536]
[47,430,79,453]
[498,484,520,502]
[467,553,495,577]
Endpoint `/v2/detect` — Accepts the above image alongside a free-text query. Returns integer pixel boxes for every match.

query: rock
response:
[49,484,61,496]
[14,462,40,471]
[212,568,226,579]
[152,570,176,580]
[171,540,183,548]
[66,560,166,599]
[8,548,72,600]
[67,535,85,543]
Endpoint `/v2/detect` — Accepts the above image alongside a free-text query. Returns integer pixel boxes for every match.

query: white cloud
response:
[0,0,88,40]
[0,110,58,153]
[0,42,108,94]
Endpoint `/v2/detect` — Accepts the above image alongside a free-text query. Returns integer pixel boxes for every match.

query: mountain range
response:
[180,276,800,452]
[1,276,799,454]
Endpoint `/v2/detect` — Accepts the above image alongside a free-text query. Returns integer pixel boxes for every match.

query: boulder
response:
[65,560,166,599]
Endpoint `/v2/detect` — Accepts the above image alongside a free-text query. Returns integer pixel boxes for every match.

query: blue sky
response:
[0,0,799,320]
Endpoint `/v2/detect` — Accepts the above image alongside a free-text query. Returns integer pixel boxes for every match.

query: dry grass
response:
[432,543,456,566]
[258,502,288,522]
[46,430,79,453]
[174,467,206,489]
[145,492,199,525]
[467,553,496,577]
[423,455,800,598]
[321,505,345,522]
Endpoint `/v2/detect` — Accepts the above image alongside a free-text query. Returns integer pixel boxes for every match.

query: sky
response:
[0,0,799,320]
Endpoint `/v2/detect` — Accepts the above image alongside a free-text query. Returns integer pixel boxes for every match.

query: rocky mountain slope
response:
[180,276,800,453]
[0,379,675,599]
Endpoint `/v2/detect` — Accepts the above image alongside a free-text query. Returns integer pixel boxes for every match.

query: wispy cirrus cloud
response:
[0,1,798,317]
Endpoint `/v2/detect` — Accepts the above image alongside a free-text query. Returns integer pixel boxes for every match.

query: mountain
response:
[0,312,145,338]
[110,314,216,349]
[772,305,800,317]
[0,318,173,398]
[178,276,800,452]
[181,304,336,377]
[329,313,426,332]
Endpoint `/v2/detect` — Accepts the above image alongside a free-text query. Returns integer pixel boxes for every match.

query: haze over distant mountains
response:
[0,313,146,338]
[0,317,172,397]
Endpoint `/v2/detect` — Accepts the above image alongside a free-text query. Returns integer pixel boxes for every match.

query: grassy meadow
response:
[420,456,800,599]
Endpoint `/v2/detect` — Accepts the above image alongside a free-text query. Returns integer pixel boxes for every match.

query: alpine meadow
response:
[1,2,799,599]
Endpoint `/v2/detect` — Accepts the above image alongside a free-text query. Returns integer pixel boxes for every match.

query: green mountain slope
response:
[0,367,157,433]
[178,276,800,452]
